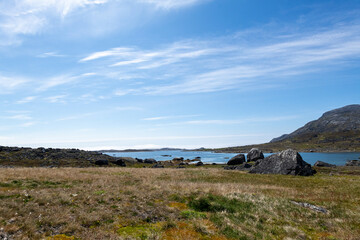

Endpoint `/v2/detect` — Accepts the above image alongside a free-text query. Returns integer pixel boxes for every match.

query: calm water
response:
[103,150,360,166]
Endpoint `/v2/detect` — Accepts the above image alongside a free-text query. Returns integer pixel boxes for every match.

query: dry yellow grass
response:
[0,167,359,239]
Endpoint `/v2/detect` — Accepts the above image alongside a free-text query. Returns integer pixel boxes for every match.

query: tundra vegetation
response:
[0,166,360,239]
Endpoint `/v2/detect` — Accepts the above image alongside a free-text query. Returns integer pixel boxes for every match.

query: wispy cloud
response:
[45,95,67,103]
[16,96,37,104]
[5,114,32,120]
[0,74,29,93]
[0,0,208,45]
[37,52,66,58]
[143,114,200,121]
[140,0,210,10]
[154,116,299,126]
[80,20,360,96]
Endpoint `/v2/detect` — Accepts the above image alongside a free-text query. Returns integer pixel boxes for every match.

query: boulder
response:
[111,159,126,167]
[95,160,108,166]
[345,160,360,166]
[172,157,184,161]
[118,157,137,164]
[247,148,264,162]
[144,158,157,164]
[249,149,315,176]
[195,161,204,166]
[227,154,245,165]
[314,161,336,167]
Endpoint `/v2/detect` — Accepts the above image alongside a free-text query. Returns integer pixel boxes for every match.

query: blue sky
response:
[0,0,359,150]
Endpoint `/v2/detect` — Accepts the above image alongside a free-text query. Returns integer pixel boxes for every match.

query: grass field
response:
[0,166,359,239]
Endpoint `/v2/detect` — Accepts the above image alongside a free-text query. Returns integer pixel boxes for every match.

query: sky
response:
[0,0,359,150]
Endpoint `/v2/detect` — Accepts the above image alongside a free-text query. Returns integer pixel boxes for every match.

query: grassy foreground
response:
[0,167,360,239]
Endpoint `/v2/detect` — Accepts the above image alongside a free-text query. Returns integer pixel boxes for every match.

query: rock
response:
[161,155,172,157]
[136,158,143,163]
[95,160,108,166]
[249,149,315,176]
[172,157,184,161]
[224,163,252,171]
[345,160,360,166]
[227,154,245,165]
[247,148,264,162]
[111,159,126,167]
[118,157,137,164]
[152,164,164,168]
[195,161,204,166]
[144,158,157,164]
[291,201,328,214]
[314,161,336,167]
[179,162,186,166]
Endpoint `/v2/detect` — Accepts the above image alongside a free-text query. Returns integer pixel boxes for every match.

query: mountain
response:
[206,104,360,152]
[271,104,360,143]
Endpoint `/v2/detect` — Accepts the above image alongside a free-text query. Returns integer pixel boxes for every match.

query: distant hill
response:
[207,104,360,153]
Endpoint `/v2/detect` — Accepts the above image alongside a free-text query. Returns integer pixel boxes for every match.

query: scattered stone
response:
[291,201,328,213]
[314,161,336,167]
[247,148,264,162]
[249,149,315,176]
[227,154,245,165]
[345,160,360,166]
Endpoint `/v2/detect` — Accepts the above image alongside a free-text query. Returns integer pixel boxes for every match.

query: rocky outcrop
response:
[227,154,245,165]
[345,160,360,166]
[314,161,336,167]
[0,146,124,167]
[249,149,315,176]
[247,148,264,162]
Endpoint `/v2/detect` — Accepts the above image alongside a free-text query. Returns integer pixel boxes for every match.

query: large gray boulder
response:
[227,154,246,165]
[314,161,336,167]
[345,160,360,166]
[249,149,315,176]
[247,148,264,162]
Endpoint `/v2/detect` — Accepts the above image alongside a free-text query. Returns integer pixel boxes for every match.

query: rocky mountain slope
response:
[271,104,360,143]
[209,104,360,152]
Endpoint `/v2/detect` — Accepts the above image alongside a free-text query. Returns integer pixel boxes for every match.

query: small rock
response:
[314,161,336,167]
[345,160,360,166]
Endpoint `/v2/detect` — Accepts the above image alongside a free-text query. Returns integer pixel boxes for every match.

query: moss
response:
[180,210,207,219]
[47,234,78,240]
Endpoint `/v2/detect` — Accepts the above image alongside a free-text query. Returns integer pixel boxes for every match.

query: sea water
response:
[104,150,360,166]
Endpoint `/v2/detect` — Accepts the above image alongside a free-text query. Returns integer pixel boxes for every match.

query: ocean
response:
[103,150,360,166]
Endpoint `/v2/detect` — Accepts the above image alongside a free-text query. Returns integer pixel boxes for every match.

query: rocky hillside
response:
[271,104,360,143]
[208,104,360,152]
[0,146,123,167]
